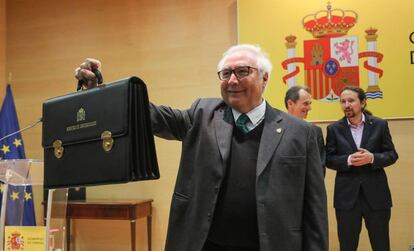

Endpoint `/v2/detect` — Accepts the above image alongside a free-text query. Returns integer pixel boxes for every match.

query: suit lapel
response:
[360,114,373,148]
[257,104,284,176]
[214,106,233,167]
[340,117,358,151]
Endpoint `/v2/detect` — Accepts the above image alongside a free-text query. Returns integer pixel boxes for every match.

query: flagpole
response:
[0,169,12,251]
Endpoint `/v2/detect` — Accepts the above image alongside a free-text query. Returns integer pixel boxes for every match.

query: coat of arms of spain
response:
[282,2,384,101]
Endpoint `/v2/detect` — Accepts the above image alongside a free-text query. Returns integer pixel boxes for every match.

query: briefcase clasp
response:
[101,131,114,152]
[53,140,64,159]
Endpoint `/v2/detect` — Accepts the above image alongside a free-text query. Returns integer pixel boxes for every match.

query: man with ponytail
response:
[326,86,398,251]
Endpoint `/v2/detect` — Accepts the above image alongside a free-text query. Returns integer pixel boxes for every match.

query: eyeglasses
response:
[217,66,258,81]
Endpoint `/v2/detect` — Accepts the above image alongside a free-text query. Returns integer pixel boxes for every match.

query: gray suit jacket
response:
[312,124,326,175]
[150,98,328,251]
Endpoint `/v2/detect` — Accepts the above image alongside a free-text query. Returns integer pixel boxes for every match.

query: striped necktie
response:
[236,113,250,134]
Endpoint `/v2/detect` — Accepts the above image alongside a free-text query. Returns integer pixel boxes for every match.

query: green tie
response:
[236,113,250,134]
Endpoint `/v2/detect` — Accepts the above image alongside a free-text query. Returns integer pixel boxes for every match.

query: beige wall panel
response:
[0,0,5,98]
[6,0,236,250]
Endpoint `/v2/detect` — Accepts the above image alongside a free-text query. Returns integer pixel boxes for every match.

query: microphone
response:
[0,117,42,143]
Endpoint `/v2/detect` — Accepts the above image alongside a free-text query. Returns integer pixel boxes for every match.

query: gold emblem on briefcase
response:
[77,108,86,122]
[66,107,97,132]
[101,131,114,152]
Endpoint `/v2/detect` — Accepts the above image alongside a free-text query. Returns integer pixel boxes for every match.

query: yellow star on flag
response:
[1,145,10,154]
[11,191,20,200]
[13,138,22,148]
[24,192,32,201]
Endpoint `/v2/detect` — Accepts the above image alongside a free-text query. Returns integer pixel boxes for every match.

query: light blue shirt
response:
[347,113,366,148]
[346,113,373,165]
[232,100,266,132]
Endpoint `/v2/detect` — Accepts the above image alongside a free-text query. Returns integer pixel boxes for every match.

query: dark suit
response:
[150,98,328,251]
[326,114,398,251]
[312,124,326,175]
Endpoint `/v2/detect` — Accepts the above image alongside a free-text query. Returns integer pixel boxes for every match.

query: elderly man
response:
[76,44,328,251]
[284,86,326,174]
[326,86,398,251]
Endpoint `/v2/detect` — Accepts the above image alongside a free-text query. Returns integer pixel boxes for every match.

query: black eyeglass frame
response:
[217,66,259,81]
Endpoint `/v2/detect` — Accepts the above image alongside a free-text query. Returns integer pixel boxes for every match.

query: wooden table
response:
[61,199,153,251]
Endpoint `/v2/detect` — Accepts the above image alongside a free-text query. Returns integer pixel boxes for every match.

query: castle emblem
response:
[282,2,384,101]
[77,108,86,122]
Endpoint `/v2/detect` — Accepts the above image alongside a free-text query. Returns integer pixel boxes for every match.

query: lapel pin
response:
[276,128,282,133]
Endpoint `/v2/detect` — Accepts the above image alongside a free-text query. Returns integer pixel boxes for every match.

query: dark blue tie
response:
[236,113,250,134]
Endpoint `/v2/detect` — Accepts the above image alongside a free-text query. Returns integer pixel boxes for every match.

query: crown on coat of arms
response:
[302,2,358,38]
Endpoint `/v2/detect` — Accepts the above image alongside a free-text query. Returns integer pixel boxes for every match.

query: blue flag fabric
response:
[0,84,36,226]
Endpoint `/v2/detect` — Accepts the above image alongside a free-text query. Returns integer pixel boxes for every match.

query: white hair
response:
[217,44,273,79]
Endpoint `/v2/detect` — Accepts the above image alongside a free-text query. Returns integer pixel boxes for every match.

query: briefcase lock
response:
[101,131,114,152]
[53,140,64,159]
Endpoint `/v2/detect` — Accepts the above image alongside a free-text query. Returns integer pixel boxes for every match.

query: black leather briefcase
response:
[42,76,160,189]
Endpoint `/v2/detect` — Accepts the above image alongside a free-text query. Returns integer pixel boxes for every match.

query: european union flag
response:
[0,84,36,226]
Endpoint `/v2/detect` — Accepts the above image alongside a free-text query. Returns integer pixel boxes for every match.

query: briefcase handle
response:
[77,68,104,91]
